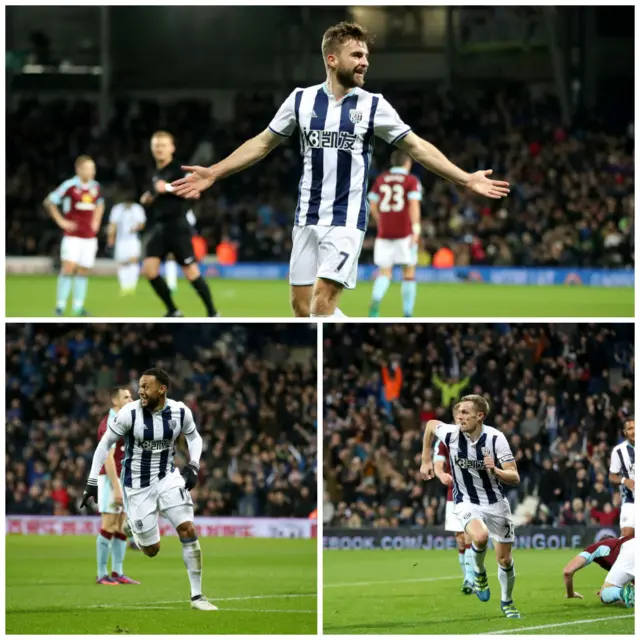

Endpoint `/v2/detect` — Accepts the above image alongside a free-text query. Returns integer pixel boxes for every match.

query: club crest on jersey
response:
[349,109,363,124]
[169,420,177,429]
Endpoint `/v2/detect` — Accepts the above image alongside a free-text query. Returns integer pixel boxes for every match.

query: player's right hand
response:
[438,472,453,486]
[59,219,78,232]
[624,478,635,491]
[171,166,217,199]
[80,478,98,509]
[565,592,584,599]
[420,461,434,480]
[113,489,124,507]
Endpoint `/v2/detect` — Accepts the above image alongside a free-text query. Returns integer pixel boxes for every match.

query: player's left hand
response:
[181,463,199,490]
[483,455,496,474]
[154,179,167,194]
[80,478,98,509]
[464,170,510,200]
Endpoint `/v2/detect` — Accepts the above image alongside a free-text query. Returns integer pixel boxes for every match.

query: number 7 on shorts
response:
[336,251,349,272]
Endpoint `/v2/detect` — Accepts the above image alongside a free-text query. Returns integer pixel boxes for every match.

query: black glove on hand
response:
[181,463,199,490]
[80,478,98,509]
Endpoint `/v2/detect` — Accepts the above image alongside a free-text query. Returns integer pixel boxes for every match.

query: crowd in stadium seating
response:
[323,323,633,528]
[6,323,317,518]
[7,82,633,268]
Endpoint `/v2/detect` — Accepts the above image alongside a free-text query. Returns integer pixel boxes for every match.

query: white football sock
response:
[117,266,128,291]
[498,561,516,602]
[181,538,203,599]
[472,542,488,573]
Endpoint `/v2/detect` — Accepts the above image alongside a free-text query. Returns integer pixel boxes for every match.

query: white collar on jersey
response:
[389,167,409,175]
[322,81,358,103]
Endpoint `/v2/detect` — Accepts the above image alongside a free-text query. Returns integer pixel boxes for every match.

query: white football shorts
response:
[114,237,142,263]
[445,500,464,533]
[61,236,98,269]
[123,468,194,547]
[619,502,635,530]
[290,225,365,290]
[605,538,636,587]
[373,235,418,269]
[454,498,515,544]
[97,475,123,515]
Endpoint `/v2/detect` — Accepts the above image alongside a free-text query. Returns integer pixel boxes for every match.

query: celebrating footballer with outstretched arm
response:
[421,395,522,619]
[170,21,509,319]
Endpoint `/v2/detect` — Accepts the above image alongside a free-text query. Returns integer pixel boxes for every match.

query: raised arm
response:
[397,132,510,199]
[171,89,300,199]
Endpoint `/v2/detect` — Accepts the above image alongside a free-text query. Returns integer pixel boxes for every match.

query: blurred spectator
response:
[6,83,633,269]
[324,323,633,528]
[6,323,317,518]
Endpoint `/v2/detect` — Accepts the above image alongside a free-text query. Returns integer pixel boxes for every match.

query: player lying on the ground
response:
[563,535,635,607]
[421,394,521,619]
[81,367,217,610]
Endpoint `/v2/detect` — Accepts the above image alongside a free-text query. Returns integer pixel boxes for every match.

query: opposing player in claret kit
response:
[434,402,475,595]
[95,386,140,585]
[170,21,509,318]
[43,155,105,316]
[81,367,217,610]
[421,394,522,619]
[367,149,423,317]
[562,535,635,607]
[609,417,635,537]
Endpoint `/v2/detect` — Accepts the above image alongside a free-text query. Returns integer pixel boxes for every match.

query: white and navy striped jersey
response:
[269,83,411,232]
[435,422,515,506]
[109,203,146,243]
[109,398,197,490]
[610,440,635,504]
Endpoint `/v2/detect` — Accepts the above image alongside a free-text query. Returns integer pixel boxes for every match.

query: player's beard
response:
[336,65,365,89]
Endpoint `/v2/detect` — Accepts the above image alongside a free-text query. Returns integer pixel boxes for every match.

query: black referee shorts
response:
[142,223,196,266]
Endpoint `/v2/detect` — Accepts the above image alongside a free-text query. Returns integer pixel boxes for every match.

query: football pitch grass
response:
[323,548,635,635]
[6,275,633,317]
[6,536,316,634]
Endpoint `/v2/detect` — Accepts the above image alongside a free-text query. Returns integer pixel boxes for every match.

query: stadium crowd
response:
[7,82,633,268]
[323,323,634,528]
[6,323,317,518]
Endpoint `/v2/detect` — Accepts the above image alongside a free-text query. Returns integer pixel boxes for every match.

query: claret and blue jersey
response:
[269,83,411,232]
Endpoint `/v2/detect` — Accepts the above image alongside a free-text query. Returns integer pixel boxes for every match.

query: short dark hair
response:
[142,367,170,389]
[390,149,411,168]
[321,21,372,59]
[110,385,129,399]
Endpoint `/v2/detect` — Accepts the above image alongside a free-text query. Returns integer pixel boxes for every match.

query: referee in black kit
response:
[140,130,217,317]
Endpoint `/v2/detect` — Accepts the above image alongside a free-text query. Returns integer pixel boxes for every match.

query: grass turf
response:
[323,548,634,634]
[6,536,316,634]
[6,275,633,317]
